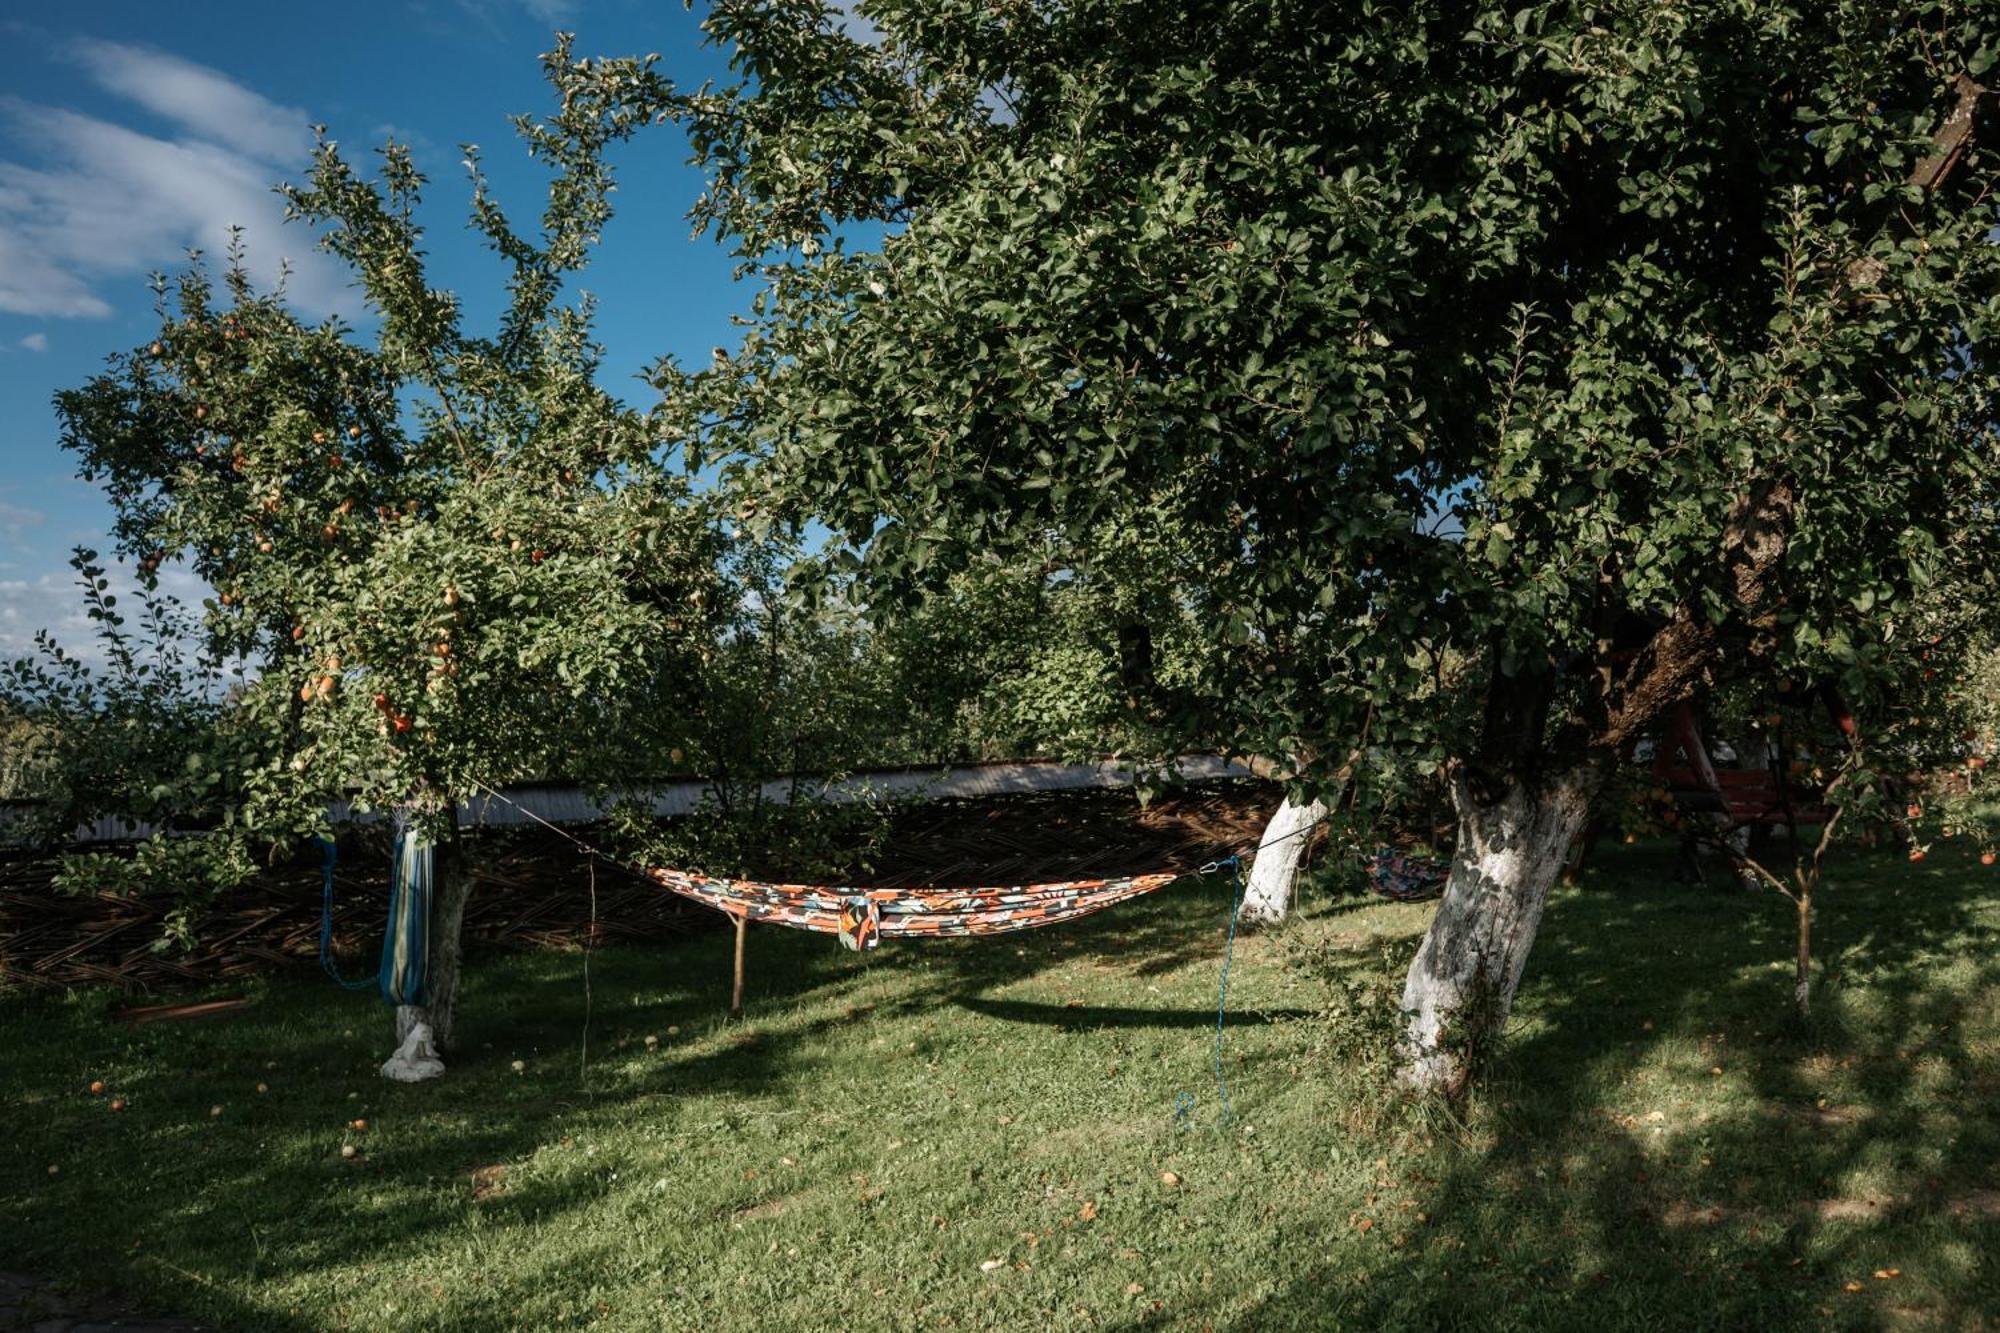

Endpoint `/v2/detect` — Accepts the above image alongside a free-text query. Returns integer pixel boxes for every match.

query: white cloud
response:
[824,4,1015,121]
[518,0,579,23]
[0,495,44,547]
[17,332,46,351]
[444,0,577,31]
[64,38,310,165]
[829,0,884,44]
[0,43,350,320]
[0,561,212,669]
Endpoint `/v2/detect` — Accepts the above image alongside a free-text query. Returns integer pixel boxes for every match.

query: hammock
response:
[1368,846,1449,903]
[647,866,1183,951]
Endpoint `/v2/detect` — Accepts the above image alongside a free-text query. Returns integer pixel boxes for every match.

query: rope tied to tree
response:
[1176,854,1244,1131]
[315,837,376,991]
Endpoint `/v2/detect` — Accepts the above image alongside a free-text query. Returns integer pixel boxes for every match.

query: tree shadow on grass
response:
[3,869,1255,1325]
[20,841,1995,1330]
[1202,842,2000,1331]
[953,996,1315,1030]
[569,874,1256,1105]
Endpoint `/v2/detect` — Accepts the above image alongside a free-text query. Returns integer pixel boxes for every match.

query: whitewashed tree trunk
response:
[1398,761,1602,1099]
[393,809,473,1055]
[1240,794,1330,926]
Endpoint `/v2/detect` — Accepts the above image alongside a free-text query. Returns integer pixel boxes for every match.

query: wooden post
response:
[730,911,748,1017]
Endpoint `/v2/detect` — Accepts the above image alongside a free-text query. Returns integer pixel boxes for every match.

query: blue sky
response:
[0,1,757,659]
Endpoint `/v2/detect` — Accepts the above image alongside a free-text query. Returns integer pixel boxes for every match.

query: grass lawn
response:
[4,836,1999,1331]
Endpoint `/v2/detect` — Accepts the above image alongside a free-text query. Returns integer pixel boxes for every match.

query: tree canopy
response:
[34,41,722,1051]
[600,0,1999,1090]
[629,0,1998,788]
[48,40,716,843]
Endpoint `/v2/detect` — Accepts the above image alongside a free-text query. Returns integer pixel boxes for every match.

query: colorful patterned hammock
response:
[647,866,1184,952]
[1368,846,1450,903]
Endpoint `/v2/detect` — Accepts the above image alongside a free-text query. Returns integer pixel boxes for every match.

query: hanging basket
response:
[1367,847,1449,903]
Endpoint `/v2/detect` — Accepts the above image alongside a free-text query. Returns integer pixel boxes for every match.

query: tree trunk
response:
[1794,891,1812,1019]
[1240,794,1329,926]
[1398,761,1603,1100]
[393,806,473,1054]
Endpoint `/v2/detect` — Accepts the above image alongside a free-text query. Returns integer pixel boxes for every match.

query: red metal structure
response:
[1654,700,1833,833]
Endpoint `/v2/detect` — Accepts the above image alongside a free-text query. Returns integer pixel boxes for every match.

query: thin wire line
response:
[467,778,631,868]
[466,775,1334,886]
[581,857,595,1092]
[1212,858,1244,1126]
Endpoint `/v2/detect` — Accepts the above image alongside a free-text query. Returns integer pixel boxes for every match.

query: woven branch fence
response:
[1,781,1279,995]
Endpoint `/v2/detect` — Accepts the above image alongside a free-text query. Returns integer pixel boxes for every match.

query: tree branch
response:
[1597,68,1990,753]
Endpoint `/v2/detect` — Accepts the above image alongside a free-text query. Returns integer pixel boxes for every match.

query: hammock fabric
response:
[380,813,434,1005]
[1368,847,1449,903]
[647,866,1183,951]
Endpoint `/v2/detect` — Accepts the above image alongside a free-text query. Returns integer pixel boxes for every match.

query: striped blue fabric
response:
[379,813,432,1006]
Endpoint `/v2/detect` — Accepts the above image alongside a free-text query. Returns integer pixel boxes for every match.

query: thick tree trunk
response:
[1398,761,1603,1099]
[393,808,473,1054]
[1240,794,1329,926]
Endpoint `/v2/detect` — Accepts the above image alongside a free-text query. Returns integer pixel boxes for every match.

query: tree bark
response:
[1398,761,1603,1100]
[1240,793,1329,926]
[393,806,473,1054]
[1794,891,1812,1019]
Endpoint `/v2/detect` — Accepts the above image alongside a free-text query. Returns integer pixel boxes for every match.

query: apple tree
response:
[589,1,2000,1096]
[51,41,718,1058]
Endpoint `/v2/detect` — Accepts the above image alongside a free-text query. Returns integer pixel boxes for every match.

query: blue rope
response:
[1212,856,1243,1126]
[1176,854,1243,1130]
[316,837,377,991]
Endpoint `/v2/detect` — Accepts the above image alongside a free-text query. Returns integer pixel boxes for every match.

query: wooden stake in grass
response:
[731,911,749,1017]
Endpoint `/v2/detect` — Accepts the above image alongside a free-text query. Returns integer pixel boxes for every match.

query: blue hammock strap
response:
[1176,855,1242,1131]
[317,837,377,991]
[379,813,433,1007]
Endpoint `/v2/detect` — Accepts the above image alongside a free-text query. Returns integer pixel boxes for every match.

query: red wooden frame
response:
[1654,701,1833,829]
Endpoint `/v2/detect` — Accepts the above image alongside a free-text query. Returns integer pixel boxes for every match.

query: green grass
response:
[5,837,2000,1331]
